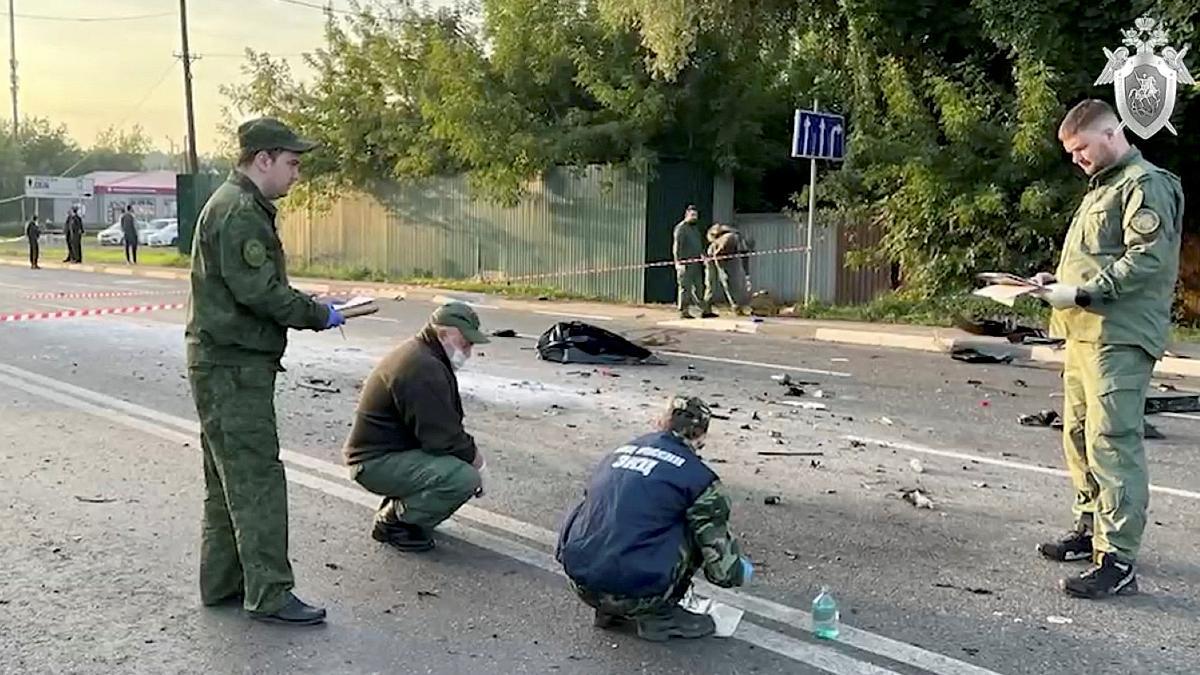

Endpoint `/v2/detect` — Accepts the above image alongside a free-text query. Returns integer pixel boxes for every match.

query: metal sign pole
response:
[804,97,817,306]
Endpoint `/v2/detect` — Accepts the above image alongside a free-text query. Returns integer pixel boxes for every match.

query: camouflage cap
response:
[430,302,490,344]
[665,395,712,438]
[237,117,318,154]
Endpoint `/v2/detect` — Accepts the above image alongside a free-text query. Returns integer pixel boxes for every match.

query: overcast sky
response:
[9,0,451,154]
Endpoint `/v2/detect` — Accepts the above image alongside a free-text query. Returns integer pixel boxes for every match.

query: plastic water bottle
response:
[812,587,840,640]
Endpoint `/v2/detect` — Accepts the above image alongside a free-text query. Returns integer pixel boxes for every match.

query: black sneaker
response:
[700,312,718,319]
[634,606,715,642]
[1061,553,1138,599]
[1037,525,1093,562]
[371,500,434,552]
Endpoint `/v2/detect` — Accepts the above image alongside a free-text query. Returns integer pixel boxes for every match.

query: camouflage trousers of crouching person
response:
[569,543,697,618]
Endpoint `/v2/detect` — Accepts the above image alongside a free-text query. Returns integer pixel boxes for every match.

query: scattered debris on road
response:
[934,582,994,596]
[951,347,1014,364]
[74,495,117,504]
[417,590,440,598]
[1144,393,1200,414]
[491,329,518,338]
[680,374,705,382]
[763,495,782,505]
[298,377,340,394]
[909,458,925,474]
[1046,615,1073,625]
[902,489,935,509]
[776,400,828,411]
[878,416,895,426]
[757,451,824,457]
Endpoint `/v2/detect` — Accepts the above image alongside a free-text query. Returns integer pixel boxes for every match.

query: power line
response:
[274,0,360,16]
[58,60,179,177]
[0,10,174,22]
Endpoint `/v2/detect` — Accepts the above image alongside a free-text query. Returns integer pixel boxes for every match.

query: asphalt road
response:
[1,264,1198,675]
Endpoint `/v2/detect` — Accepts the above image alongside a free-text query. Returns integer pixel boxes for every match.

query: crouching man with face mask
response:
[556,396,753,642]
[342,302,489,552]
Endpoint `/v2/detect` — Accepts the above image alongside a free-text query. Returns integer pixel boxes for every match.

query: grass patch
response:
[0,241,189,268]
[788,291,1050,328]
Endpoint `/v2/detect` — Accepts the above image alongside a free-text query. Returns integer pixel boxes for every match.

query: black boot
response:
[593,608,627,629]
[248,593,326,625]
[1037,522,1093,562]
[634,606,715,642]
[371,500,434,552]
[1061,553,1137,599]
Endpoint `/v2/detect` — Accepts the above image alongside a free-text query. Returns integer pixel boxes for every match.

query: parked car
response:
[96,219,153,246]
[146,220,179,247]
[140,218,177,245]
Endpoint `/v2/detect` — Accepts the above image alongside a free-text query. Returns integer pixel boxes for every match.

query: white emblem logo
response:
[1095,16,1194,138]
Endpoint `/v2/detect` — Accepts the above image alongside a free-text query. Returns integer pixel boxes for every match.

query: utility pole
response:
[8,0,17,138]
[178,0,199,174]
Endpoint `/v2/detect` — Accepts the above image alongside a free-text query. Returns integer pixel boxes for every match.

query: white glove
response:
[1029,272,1056,286]
[1038,283,1080,309]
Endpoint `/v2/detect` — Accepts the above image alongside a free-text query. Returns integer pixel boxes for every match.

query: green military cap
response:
[430,302,490,344]
[666,395,712,437]
[237,117,318,154]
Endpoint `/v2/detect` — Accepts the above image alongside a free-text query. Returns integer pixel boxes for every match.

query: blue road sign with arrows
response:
[792,109,845,161]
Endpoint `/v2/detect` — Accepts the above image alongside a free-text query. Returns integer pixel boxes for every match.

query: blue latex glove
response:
[740,557,754,584]
[324,305,345,329]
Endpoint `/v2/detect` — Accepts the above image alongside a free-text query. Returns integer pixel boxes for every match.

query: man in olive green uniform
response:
[673,205,714,319]
[1032,99,1184,599]
[186,117,345,625]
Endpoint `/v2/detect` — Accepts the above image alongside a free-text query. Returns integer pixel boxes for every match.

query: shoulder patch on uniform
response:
[243,239,268,268]
[1130,209,1161,236]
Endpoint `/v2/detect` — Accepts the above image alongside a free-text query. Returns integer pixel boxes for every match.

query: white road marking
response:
[533,310,614,322]
[660,351,853,378]
[0,359,1003,675]
[844,434,1200,502]
[1161,412,1200,422]
[361,316,403,324]
[432,294,500,310]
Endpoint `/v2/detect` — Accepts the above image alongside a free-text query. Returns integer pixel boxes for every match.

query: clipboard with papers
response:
[332,295,380,318]
[972,273,1046,307]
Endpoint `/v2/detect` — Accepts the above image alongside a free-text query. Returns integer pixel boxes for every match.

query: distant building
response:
[51,171,177,226]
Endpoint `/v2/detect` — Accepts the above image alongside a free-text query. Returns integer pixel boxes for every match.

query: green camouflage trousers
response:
[1062,340,1155,563]
[675,263,710,313]
[569,543,697,618]
[706,261,749,311]
[189,364,293,614]
[351,450,480,529]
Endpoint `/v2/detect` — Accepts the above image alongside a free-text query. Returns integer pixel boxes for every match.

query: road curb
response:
[6,256,1199,378]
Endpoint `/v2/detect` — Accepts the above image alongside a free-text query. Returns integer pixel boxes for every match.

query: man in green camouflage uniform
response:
[705,224,752,315]
[673,205,715,319]
[186,118,345,625]
[1032,99,1184,599]
[556,396,752,641]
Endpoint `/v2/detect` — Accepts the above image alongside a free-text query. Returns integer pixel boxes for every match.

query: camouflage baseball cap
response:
[430,302,490,344]
[237,117,318,154]
[665,396,712,438]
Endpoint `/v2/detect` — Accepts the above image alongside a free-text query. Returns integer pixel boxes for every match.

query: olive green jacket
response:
[1050,148,1184,359]
[185,171,329,367]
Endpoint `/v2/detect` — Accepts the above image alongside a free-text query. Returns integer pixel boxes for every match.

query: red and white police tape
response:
[0,303,186,323]
[490,245,809,284]
[24,290,188,300]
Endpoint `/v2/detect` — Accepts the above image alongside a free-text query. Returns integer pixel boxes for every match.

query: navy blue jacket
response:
[556,431,717,597]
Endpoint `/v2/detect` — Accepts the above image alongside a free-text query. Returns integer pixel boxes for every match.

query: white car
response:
[96,219,153,246]
[147,220,179,247]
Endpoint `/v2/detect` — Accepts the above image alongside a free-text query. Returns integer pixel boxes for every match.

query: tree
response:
[70,125,154,174]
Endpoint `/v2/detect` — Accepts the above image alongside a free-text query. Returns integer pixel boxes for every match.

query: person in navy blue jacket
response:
[556,396,753,642]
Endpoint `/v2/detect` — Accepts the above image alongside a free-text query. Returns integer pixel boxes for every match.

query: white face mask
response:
[447,344,470,371]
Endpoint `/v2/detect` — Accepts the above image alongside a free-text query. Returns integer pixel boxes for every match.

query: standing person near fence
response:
[672,205,716,320]
[120,206,138,264]
[704,224,752,315]
[24,215,40,270]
